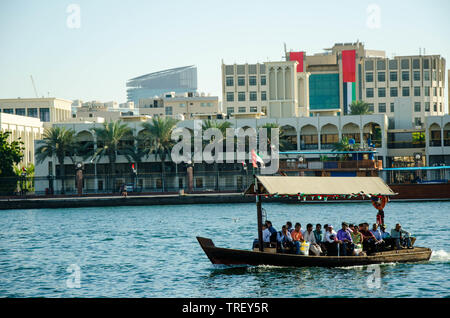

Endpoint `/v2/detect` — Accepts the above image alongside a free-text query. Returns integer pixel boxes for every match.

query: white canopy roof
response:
[246,176,396,196]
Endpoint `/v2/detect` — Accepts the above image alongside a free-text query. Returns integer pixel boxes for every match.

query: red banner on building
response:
[342,50,356,83]
[289,51,304,73]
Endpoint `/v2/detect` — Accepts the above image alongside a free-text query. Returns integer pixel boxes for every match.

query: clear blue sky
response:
[0,0,449,107]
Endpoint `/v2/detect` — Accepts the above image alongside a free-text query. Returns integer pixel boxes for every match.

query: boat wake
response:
[430,250,450,262]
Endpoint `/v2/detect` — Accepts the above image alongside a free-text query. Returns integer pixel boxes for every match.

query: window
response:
[390,103,395,113]
[377,72,385,82]
[402,87,410,97]
[432,70,437,81]
[378,87,386,97]
[238,107,246,113]
[225,65,234,75]
[261,91,267,101]
[424,86,430,97]
[378,103,386,113]
[402,71,409,81]
[250,107,257,113]
[27,108,38,118]
[260,64,266,74]
[368,103,374,112]
[424,70,430,81]
[237,76,245,86]
[200,103,206,107]
[207,102,212,107]
[414,87,421,97]
[377,60,386,70]
[390,87,398,97]
[414,102,421,112]
[413,71,420,81]
[390,71,398,81]
[226,92,234,102]
[165,107,173,115]
[249,76,257,86]
[433,103,437,112]
[425,102,430,112]
[366,72,374,82]
[366,88,374,98]
[433,87,437,96]
[236,65,245,75]
[248,64,257,74]
[414,117,422,126]
[389,59,398,70]
[309,73,340,110]
[261,106,267,115]
[412,59,420,69]
[226,107,234,115]
[249,91,257,101]
[260,76,266,86]
[179,103,185,107]
[226,76,234,86]
[401,59,410,69]
[15,108,26,116]
[39,108,50,122]
[365,60,374,71]
[423,59,430,69]
[440,103,443,112]
[238,92,245,101]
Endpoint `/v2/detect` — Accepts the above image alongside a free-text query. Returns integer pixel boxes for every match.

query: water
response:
[0,201,449,298]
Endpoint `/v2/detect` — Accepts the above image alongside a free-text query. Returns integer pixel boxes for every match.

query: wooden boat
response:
[197,237,432,267]
[197,176,433,267]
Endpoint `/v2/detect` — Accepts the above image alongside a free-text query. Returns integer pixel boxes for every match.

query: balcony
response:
[279,159,382,171]
[387,141,425,149]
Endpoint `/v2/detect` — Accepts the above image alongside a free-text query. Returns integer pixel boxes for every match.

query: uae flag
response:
[251,149,265,168]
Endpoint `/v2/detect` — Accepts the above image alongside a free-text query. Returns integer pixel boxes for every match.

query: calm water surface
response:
[0,201,449,298]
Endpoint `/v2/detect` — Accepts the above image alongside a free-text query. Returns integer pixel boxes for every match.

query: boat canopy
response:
[245,176,396,196]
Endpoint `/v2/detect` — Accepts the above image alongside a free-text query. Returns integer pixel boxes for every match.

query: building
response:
[138,92,220,119]
[0,112,43,166]
[0,97,73,123]
[126,66,198,106]
[32,113,450,194]
[71,100,138,121]
[222,42,446,123]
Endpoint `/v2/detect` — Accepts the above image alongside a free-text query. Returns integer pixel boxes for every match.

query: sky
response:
[0,0,449,107]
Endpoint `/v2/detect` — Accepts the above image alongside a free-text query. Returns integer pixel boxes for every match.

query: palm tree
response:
[349,100,372,115]
[332,137,359,160]
[36,127,77,194]
[140,117,179,192]
[202,120,233,190]
[259,123,294,151]
[92,120,136,191]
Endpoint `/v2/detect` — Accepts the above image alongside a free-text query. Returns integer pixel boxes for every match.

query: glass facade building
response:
[127,66,197,106]
[309,74,340,110]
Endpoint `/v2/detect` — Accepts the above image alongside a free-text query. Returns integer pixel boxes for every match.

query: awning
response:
[245,176,396,196]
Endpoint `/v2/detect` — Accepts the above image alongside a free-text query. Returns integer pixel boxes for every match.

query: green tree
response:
[349,100,372,115]
[0,131,24,195]
[14,163,35,193]
[331,137,360,160]
[140,117,179,192]
[36,127,77,194]
[92,120,137,191]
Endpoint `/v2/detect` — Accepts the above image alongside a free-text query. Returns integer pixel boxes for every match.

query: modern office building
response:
[0,97,73,123]
[138,92,220,119]
[222,42,446,124]
[126,66,198,106]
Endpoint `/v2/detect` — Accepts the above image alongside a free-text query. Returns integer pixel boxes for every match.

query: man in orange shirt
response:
[291,223,304,254]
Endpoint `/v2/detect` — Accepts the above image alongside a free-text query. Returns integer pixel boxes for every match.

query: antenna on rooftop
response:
[30,75,39,98]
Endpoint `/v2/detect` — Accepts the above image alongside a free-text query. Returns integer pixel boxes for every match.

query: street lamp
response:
[75,162,84,196]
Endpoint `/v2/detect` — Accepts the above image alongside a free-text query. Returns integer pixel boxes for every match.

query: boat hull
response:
[197,237,432,267]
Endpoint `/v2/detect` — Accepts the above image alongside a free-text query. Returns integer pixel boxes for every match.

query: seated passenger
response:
[380,225,393,249]
[253,224,272,249]
[314,224,326,255]
[337,222,354,256]
[277,225,294,253]
[324,225,339,256]
[291,223,304,254]
[351,225,364,255]
[370,223,383,241]
[304,223,322,256]
[286,221,294,233]
[390,223,413,249]
[265,220,278,244]
[359,223,379,254]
